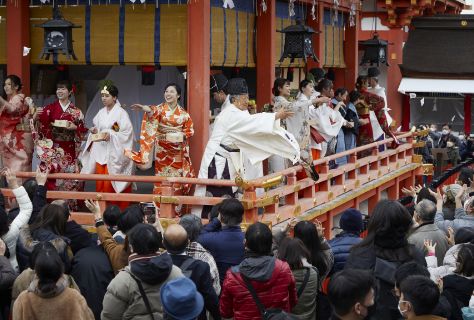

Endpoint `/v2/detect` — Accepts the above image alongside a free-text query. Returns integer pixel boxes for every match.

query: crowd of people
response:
[0,163,473,319]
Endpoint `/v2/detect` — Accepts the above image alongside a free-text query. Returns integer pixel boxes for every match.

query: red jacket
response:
[219,259,297,320]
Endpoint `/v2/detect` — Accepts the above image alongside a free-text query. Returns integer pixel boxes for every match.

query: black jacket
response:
[339,105,360,136]
[170,254,221,320]
[441,274,474,320]
[71,245,114,320]
[345,243,426,320]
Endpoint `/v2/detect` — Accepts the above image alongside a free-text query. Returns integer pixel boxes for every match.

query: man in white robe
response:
[80,98,134,194]
[192,78,300,218]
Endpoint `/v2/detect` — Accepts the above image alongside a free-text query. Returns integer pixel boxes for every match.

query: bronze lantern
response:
[37,6,81,60]
[278,19,319,63]
[359,33,389,66]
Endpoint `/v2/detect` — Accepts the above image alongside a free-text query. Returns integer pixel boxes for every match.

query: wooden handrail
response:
[1,131,422,230]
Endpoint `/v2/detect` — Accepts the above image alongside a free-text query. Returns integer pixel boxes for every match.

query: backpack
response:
[178,257,195,278]
[242,275,297,320]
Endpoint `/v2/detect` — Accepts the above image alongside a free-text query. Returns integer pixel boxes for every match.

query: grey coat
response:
[408,223,450,266]
[291,266,319,320]
[435,208,474,233]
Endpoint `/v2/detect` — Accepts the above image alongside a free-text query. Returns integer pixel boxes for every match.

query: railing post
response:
[243,187,258,224]
[285,172,298,205]
[159,182,176,218]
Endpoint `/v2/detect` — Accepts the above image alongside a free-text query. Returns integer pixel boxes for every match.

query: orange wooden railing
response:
[1,131,427,237]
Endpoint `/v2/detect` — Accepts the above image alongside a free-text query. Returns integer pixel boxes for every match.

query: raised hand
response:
[424,239,437,256]
[130,104,152,113]
[85,199,102,220]
[1,168,19,189]
[35,168,48,186]
[447,227,455,246]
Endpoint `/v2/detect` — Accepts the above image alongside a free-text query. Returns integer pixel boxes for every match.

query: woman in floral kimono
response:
[0,75,33,181]
[36,80,87,192]
[126,83,195,199]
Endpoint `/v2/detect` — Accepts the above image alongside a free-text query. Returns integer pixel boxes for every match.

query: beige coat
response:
[12,287,94,320]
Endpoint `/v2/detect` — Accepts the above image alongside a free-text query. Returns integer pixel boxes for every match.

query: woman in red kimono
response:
[37,80,87,191]
[356,76,399,150]
[126,83,195,209]
[0,75,33,181]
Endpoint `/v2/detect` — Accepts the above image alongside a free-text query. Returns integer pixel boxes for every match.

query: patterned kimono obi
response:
[129,103,195,197]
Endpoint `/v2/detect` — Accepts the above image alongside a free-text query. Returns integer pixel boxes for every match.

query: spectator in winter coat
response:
[179,214,220,294]
[345,200,426,320]
[328,208,363,275]
[12,242,94,320]
[0,239,16,320]
[87,200,144,274]
[439,243,474,320]
[424,227,474,282]
[101,224,182,320]
[327,269,375,320]
[220,222,297,320]
[71,245,114,320]
[294,220,334,281]
[16,204,71,273]
[393,262,450,318]
[163,224,220,320]
[408,200,450,266]
[398,275,444,320]
[0,169,33,273]
[432,187,474,233]
[198,199,245,286]
[11,242,80,308]
[278,237,319,320]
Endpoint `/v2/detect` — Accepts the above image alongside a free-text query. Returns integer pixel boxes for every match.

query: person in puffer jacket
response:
[101,224,183,320]
[220,222,297,320]
[328,208,363,275]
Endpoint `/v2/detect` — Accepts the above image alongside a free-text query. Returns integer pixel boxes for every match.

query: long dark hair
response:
[30,204,68,236]
[455,243,474,277]
[354,200,414,261]
[278,237,311,270]
[294,221,328,276]
[3,74,22,99]
[35,246,64,294]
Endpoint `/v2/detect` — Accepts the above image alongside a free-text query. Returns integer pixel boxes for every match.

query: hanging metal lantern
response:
[278,19,319,63]
[36,6,81,60]
[359,33,389,66]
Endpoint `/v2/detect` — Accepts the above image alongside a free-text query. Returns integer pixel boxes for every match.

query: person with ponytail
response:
[12,244,93,320]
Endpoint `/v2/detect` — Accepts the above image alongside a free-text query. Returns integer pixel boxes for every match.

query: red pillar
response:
[343,11,359,90]
[187,0,210,170]
[7,0,30,95]
[464,94,472,135]
[256,0,276,110]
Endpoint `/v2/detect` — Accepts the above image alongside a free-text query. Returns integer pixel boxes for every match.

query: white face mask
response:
[430,127,436,132]
[398,300,409,318]
[442,129,450,135]
[459,135,465,140]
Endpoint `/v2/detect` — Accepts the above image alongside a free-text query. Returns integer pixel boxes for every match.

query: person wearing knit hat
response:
[191,77,301,218]
[328,208,363,274]
[161,277,204,320]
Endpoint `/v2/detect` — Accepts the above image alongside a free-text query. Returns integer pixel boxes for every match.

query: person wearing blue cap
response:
[328,208,364,275]
[160,277,204,320]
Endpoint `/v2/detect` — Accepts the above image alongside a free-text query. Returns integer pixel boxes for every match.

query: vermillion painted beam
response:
[7,0,30,95]
[187,0,210,171]
[256,0,276,111]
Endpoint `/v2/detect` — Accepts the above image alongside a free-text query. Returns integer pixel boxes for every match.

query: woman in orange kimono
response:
[0,75,33,180]
[126,83,195,200]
